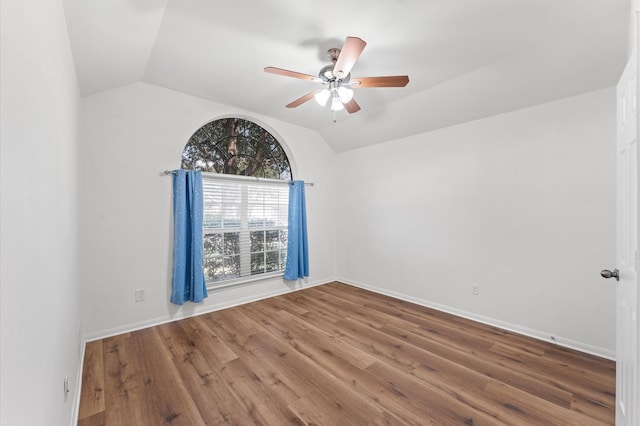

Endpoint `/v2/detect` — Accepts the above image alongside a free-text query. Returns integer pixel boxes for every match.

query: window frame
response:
[201,172,290,290]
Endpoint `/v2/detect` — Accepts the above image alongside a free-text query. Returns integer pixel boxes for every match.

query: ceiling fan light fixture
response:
[330,95,344,111]
[314,89,330,106]
[337,86,354,103]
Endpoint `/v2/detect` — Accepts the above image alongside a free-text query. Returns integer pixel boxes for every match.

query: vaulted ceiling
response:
[63,0,629,152]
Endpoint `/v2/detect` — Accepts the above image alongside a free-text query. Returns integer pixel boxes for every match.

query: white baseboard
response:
[82,277,616,359]
[71,340,86,426]
[82,279,331,343]
[336,277,616,361]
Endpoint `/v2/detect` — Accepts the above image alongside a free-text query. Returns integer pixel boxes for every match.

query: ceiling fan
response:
[264,36,409,117]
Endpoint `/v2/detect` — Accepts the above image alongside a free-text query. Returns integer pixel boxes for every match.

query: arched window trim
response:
[181,115,296,180]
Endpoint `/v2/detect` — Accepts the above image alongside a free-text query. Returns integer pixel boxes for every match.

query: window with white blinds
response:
[202,176,289,287]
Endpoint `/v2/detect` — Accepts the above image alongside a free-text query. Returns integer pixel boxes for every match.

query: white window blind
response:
[202,176,289,287]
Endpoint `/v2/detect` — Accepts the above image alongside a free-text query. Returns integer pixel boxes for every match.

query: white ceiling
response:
[63,0,630,152]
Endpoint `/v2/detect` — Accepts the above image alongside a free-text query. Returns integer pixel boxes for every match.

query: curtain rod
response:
[162,170,314,187]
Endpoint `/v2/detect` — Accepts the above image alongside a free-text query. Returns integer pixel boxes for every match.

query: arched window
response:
[181,117,292,180]
[181,118,292,287]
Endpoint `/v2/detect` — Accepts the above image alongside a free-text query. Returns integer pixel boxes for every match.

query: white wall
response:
[79,82,337,338]
[0,0,82,425]
[336,87,617,357]
[0,2,621,423]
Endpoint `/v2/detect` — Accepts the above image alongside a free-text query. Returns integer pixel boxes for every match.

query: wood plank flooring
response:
[78,282,615,425]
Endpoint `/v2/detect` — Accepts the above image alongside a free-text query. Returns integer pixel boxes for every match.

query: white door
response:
[614,25,639,425]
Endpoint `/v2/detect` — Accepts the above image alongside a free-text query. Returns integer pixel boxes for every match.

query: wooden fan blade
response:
[264,67,321,82]
[333,37,367,79]
[351,75,410,88]
[286,91,320,108]
[343,98,361,114]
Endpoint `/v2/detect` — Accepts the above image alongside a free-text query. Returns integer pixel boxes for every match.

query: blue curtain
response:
[284,180,309,280]
[171,170,207,304]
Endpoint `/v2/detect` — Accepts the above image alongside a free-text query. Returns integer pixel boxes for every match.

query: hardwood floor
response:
[78,282,615,425]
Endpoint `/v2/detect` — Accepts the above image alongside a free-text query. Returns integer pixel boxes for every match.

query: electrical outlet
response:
[471,283,480,295]
[135,289,145,302]
[63,375,69,402]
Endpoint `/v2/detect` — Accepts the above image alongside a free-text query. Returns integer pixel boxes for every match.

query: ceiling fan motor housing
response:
[319,48,351,83]
[319,64,351,84]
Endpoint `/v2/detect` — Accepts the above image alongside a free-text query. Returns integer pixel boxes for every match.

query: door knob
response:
[600,269,619,281]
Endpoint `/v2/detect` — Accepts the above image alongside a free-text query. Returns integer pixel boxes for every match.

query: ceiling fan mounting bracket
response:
[327,48,341,62]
